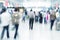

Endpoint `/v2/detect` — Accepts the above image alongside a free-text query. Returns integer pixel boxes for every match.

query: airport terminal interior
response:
[0,0,60,40]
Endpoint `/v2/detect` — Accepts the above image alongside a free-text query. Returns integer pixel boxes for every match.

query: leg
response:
[39,17,40,23]
[50,21,53,30]
[14,24,19,39]
[36,16,38,22]
[50,20,54,30]
[31,18,34,30]
[29,18,31,30]
[1,27,6,39]
[41,17,43,23]
[35,16,37,22]
[6,25,9,38]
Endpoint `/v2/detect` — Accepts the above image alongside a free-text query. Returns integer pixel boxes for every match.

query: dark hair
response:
[14,7,19,12]
[30,9,32,11]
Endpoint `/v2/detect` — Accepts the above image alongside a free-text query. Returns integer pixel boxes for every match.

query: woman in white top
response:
[1,7,11,39]
[28,9,35,30]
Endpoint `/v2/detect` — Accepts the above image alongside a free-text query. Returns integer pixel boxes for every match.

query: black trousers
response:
[39,17,43,23]
[50,20,55,30]
[14,24,19,39]
[29,18,34,30]
[1,25,9,39]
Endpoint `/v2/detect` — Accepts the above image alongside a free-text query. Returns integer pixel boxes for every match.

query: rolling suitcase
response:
[56,22,60,31]
[56,17,60,31]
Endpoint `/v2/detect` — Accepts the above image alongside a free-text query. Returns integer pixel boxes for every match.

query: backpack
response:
[12,12,20,24]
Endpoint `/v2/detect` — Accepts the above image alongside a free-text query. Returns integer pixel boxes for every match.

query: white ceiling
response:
[7,0,60,7]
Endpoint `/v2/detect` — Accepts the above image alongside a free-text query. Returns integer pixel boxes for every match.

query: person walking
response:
[28,9,35,30]
[50,10,56,30]
[11,8,22,39]
[1,7,11,39]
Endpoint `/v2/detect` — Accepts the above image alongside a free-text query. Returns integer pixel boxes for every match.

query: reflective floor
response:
[0,20,60,40]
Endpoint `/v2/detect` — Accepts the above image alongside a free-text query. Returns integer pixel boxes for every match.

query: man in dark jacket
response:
[39,12,43,24]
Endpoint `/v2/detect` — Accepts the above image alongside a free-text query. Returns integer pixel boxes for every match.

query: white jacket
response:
[28,11,35,18]
[0,11,11,27]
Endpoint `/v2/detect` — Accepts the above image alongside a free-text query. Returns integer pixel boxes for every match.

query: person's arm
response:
[8,13,12,26]
[0,14,3,28]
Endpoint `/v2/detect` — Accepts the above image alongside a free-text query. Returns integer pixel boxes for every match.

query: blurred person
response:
[25,9,27,16]
[28,9,35,30]
[50,10,56,30]
[35,11,38,22]
[46,11,50,23]
[43,11,47,24]
[1,7,11,39]
[22,12,25,22]
[11,8,20,39]
[22,9,27,22]
[39,12,43,24]
[22,10,26,22]
[56,10,60,18]
[55,10,60,22]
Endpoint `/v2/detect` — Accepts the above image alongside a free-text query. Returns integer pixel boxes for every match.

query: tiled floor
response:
[0,20,60,40]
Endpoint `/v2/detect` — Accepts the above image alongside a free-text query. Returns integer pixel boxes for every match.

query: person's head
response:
[14,7,19,12]
[47,10,50,14]
[30,9,32,12]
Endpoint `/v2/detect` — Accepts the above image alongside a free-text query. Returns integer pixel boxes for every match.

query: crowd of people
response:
[0,6,60,39]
